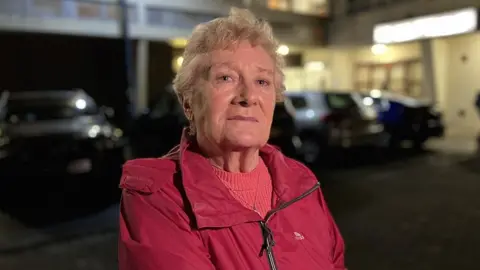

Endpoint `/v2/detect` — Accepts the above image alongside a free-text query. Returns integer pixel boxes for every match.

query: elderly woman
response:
[119,8,345,270]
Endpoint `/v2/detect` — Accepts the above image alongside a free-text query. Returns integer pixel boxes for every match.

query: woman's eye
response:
[218,75,233,82]
[257,79,270,86]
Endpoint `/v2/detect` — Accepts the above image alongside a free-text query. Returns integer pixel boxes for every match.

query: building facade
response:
[0,0,329,114]
[316,0,480,136]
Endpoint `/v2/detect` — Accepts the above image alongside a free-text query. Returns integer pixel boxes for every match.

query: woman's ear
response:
[183,100,193,121]
[182,100,196,136]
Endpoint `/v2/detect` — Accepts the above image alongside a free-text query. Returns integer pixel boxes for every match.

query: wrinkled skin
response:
[187,41,277,172]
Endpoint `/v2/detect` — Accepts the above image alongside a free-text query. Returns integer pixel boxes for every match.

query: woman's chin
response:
[224,134,265,150]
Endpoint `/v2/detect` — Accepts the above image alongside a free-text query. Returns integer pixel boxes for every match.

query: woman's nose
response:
[233,85,258,107]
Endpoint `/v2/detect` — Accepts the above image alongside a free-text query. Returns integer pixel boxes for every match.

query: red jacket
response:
[119,135,346,270]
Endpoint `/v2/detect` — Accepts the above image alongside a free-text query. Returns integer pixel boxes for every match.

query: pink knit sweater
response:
[212,159,273,217]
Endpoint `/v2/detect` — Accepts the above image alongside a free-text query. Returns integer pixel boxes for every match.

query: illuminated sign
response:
[373,7,478,44]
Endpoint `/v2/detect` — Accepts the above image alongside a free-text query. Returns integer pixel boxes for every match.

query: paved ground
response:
[0,144,479,270]
[322,151,480,270]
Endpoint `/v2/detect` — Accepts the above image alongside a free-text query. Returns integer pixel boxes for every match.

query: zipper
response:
[259,182,321,270]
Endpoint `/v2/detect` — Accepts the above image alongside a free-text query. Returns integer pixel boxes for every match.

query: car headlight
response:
[88,125,102,138]
[87,125,123,139]
[89,125,124,150]
[111,127,122,138]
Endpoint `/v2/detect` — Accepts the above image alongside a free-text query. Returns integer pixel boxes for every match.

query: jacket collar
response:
[177,129,316,229]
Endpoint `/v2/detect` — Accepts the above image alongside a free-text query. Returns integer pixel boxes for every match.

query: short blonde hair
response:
[173,7,286,113]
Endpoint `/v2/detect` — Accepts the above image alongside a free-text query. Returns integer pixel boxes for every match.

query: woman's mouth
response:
[228,115,258,122]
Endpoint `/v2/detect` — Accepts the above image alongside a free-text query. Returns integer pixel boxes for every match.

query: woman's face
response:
[192,41,277,151]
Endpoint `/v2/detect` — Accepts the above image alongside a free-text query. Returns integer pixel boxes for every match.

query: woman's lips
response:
[228,115,258,122]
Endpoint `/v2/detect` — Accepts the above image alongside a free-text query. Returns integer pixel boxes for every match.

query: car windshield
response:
[325,93,357,110]
[150,90,183,118]
[288,96,308,109]
[6,97,98,123]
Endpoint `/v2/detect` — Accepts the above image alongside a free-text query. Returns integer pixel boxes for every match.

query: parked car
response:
[362,91,445,148]
[268,98,302,158]
[0,92,7,160]
[286,91,384,163]
[0,89,126,187]
[130,87,303,159]
[130,87,187,158]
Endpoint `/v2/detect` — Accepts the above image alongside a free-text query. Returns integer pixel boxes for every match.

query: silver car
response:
[285,91,384,163]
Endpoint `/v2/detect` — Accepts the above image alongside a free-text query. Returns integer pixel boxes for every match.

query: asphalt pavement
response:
[0,142,479,270]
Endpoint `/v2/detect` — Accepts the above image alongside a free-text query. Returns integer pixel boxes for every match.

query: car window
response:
[151,91,183,118]
[274,102,289,117]
[288,96,308,109]
[325,93,356,110]
[6,97,98,123]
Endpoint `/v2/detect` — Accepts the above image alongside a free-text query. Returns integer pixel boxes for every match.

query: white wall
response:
[352,42,421,63]
[442,33,480,135]
[283,67,331,91]
[302,48,353,90]
[298,43,423,91]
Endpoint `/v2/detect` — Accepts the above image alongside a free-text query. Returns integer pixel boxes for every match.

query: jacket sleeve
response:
[119,184,216,270]
[319,189,346,270]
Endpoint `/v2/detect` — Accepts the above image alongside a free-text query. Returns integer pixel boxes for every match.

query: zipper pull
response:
[259,221,275,257]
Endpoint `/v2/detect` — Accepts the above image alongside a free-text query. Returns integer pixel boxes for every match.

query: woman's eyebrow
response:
[211,62,234,69]
[256,66,273,76]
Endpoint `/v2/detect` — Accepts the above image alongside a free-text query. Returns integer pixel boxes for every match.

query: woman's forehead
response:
[210,61,274,75]
[208,46,274,69]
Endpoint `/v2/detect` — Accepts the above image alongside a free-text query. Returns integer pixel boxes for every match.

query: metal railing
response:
[0,0,136,22]
[146,6,217,29]
[0,0,221,29]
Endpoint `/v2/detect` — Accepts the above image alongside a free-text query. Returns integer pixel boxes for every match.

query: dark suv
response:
[268,98,302,158]
[0,89,126,185]
[130,87,187,158]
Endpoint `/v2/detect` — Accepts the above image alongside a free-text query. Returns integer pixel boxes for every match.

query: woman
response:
[119,8,345,270]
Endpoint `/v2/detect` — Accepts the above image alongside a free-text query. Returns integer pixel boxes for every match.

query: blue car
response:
[361,91,444,148]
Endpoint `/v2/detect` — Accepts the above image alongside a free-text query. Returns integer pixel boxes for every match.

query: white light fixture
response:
[276,45,289,56]
[370,89,382,98]
[304,61,325,70]
[75,98,87,110]
[373,7,478,44]
[371,44,388,55]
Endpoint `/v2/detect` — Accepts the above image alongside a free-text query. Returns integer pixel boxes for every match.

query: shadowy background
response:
[1,0,480,269]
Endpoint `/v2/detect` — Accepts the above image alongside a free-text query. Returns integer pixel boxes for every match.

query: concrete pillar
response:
[431,39,449,112]
[420,39,436,103]
[137,0,146,25]
[329,49,354,90]
[136,39,149,115]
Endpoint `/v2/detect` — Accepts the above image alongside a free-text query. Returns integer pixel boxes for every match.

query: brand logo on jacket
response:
[293,232,305,241]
